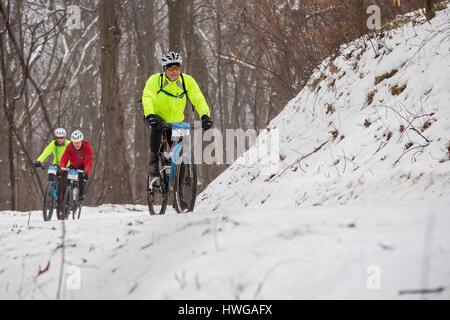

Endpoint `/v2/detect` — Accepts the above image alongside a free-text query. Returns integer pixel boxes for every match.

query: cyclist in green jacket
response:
[142,51,213,177]
[34,128,70,167]
[35,128,70,208]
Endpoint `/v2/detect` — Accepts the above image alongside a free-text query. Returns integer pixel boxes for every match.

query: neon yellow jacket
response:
[36,139,70,166]
[142,72,210,122]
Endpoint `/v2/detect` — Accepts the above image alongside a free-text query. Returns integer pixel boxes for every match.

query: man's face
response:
[56,137,65,145]
[166,65,181,81]
[73,141,82,150]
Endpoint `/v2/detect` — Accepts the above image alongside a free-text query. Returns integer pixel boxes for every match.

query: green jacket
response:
[142,72,210,123]
[36,139,71,166]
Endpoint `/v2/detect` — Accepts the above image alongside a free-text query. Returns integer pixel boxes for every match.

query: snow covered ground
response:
[0,200,449,300]
[1,7,449,300]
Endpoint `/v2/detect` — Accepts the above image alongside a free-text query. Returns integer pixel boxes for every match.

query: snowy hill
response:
[197,7,450,211]
[1,7,449,300]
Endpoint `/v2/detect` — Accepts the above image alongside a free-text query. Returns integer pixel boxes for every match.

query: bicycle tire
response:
[147,155,168,215]
[63,187,73,220]
[77,205,82,219]
[42,183,54,221]
[56,184,66,220]
[173,151,197,214]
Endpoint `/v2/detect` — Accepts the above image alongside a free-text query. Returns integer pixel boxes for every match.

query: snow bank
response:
[197,7,450,211]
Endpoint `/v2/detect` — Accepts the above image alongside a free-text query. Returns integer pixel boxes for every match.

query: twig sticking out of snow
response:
[269,139,330,182]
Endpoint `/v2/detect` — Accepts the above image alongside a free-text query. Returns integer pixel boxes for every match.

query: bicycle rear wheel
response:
[43,183,55,221]
[147,156,168,215]
[173,152,197,213]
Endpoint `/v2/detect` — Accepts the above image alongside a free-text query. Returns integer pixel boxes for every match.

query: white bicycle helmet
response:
[54,128,66,138]
[161,51,182,70]
[70,130,84,143]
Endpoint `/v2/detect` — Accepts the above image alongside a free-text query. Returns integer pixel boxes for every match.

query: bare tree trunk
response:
[132,0,155,203]
[231,66,243,129]
[253,58,262,131]
[167,0,185,52]
[215,9,225,131]
[7,120,16,210]
[183,0,195,123]
[0,12,17,210]
[0,3,53,136]
[184,0,194,75]
[98,0,132,203]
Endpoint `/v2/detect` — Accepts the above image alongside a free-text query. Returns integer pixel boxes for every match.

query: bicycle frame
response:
[40,165,62,221]
[42,165,59,197]
[61,168,84,200]
[62,168,84,190]
[147,120,201,215]
[167,122,191,189]
[59,167,85,219]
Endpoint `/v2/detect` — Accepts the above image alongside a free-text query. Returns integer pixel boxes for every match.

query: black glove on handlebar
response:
[146,114,163,129]
[201,115,213,131]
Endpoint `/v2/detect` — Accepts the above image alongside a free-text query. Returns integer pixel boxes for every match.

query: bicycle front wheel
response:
[43,183,55,221]
[147,156,168,215]
[147,189,168,215]
[62,187,73,220]
[173,152,197,213]
[77,205,82,219]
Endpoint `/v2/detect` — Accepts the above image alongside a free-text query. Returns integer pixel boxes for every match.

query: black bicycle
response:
[41,165,63,221]
[147,121,199,215]
[61,167,85,220]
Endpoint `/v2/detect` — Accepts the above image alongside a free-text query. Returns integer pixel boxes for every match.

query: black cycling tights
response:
[150,127,172,153]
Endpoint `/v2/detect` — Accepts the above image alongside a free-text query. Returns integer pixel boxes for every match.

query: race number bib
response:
[48,166,58,175]
[172,129,190,138]
[67,169,79,180]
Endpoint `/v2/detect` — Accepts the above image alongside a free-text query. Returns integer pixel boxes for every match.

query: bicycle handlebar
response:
[61,167,85,173]
[159,121,203,131]
[39,165,59,170]
[38,165,84,174]
[144,115,205,131]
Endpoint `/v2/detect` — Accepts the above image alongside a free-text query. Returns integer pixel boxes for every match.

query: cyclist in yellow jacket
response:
[34,128,70,168]
[142,51,213,177]
[35,128,70,208]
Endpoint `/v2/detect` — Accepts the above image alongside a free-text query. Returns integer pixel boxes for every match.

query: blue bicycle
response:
[41,165,63,221]
[147,121,198,215]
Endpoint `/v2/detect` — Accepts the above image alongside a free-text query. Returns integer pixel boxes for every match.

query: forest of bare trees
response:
[0,0,437,210]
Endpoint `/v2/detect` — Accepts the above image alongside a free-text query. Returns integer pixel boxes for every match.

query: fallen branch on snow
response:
[398,287,446,295]
[268,139,330,182]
